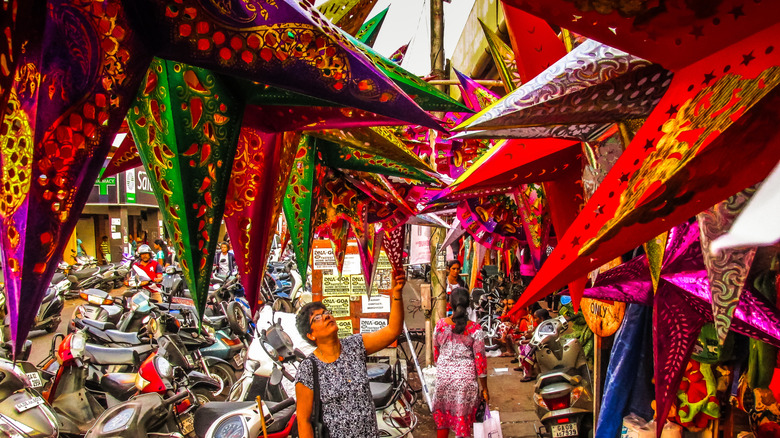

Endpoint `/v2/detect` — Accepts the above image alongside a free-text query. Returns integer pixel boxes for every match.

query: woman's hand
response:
[363,273,406,355]
[482,388,490,404]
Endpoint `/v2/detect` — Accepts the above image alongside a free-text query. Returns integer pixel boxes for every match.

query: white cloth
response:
[218,253,230,277]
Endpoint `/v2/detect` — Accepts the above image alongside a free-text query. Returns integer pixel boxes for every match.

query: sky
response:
[315,0,476,76]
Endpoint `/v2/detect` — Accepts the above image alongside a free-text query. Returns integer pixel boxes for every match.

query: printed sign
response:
[322,296,351,318]
[350,274,367,296]
[336,319,353,338]
[581,298,626,337]
[342,253,361,276]
[359,318,388,333]
[362,295,390,314]
[408,225,431,265]
[322,275,350,296]
[312,248,337,271]
[125,169,136,203]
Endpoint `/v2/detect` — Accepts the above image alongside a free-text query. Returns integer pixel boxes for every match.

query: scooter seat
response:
[367,363,392,383]
[265,400,296,434]
[100,373,137,401]
[84,343,139,365]
[194,401,256,438]
[105,329,143,345]
[80,319,117,331]
[203,315,227,330]
[71,267,99,280]
[51,273,66,284]
[370,382,394,408]
[41,287,58,304]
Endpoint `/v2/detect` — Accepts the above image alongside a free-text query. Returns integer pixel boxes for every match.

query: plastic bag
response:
[474,410,502,438]
[621,414,653,438]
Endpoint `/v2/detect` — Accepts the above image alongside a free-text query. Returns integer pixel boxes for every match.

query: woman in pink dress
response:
[433,287,489,438]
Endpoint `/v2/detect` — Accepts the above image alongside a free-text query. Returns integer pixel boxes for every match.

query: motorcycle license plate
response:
[15,396,44,413]
[233,348,246,367]
[551,423,578,437]
[178,412,195,435]
[26,372,43,388]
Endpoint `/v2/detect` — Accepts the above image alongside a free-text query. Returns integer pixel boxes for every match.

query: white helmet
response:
[137,244,154,256]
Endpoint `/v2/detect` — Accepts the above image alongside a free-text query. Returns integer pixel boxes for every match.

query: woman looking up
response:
[294,274,407,438]
[433,287,488,438]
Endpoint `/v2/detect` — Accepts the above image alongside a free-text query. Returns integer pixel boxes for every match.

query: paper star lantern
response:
[502,0,780,71]
[514,22,780,310]
[0,0,151,355]
[127,58,243,319]
[124,0,442,129]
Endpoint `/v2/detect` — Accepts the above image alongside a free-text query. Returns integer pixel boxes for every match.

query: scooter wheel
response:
[208,363,237,401]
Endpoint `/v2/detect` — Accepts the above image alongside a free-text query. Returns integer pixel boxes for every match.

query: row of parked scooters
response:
[0,255,419,437]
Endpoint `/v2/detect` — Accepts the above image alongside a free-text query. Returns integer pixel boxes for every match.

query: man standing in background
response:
[100,236,111,265]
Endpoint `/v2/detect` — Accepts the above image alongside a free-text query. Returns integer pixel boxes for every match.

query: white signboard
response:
[360,318,388,333]
[111,218,121,226]
[362,295,390,313]
[408,225,431,265]
[312,248,337,271]
[342,253,361,276]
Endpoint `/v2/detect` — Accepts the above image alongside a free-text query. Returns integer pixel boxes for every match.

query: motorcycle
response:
[529,315,594,438]
[473,286,502,351]
[406,263,431,283]
[0,358,59,438]
[0,285,63,335]
[43,330,155,434]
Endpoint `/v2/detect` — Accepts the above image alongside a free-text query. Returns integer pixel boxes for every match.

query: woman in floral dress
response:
[433,287,489,438]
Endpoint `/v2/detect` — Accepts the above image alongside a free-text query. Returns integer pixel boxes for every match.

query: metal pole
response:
[404,322,434,412]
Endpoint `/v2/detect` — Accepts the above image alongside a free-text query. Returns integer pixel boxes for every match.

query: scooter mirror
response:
[270,365,283,386]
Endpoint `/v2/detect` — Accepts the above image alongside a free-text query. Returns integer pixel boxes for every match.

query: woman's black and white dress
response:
[295,334,378,437]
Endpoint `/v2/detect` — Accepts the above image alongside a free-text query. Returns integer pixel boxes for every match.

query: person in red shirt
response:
[129,244,162,302]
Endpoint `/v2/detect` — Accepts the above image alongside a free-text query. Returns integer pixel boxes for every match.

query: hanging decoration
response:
[224,126,300,312]
[514,22,780,310]
[580,221,780,436]
[457,195,527,252]
[352,209,383,296]
[124,0,442,130]
[317,0,378,36]
[382,226,405,274]
[698,187,758,346]
[128,58,243,319]
[455,40,671,133]
[0,0,151,355]
[355,7,389,47]
[283,136,320,283]
[501,0,780,71]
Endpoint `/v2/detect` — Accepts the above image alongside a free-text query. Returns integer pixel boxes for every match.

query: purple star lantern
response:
[585,221,780,436]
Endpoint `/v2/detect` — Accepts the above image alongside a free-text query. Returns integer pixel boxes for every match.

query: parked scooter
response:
[71,288,125,328]
[473,286,502,350]
[0,285,63,334]
[529,315,594,438]
[0,358,59,438]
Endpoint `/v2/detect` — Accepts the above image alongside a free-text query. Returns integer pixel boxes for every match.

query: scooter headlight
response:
[102,407,134,433]
[212,415,247,438]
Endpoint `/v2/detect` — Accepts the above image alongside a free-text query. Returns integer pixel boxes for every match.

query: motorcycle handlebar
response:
[163,390,190,406]
[293,348,307,360]
[268,398,296,414]
[280,367,294,382]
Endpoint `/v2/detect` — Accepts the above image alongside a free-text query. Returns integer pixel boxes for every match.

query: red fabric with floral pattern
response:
[433,319,487,437]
